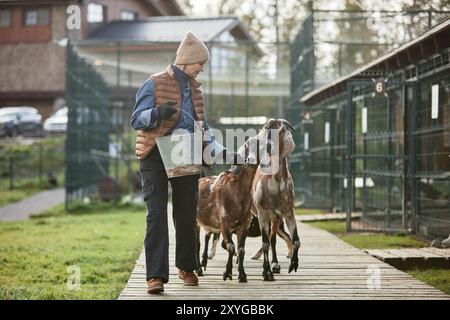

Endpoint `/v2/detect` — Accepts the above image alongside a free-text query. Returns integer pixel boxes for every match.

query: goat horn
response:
[282,119,295,131]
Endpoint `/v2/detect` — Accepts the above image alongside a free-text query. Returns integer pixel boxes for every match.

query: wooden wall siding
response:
[0,6,51,44]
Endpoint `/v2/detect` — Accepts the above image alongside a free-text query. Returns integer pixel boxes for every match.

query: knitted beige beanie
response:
[175,32,210,65]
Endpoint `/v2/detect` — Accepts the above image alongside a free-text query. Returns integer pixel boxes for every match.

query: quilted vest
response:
[135,65,205,160]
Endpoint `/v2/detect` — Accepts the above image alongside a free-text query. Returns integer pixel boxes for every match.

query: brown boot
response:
[147,278,164,294]
[178,269,198,286]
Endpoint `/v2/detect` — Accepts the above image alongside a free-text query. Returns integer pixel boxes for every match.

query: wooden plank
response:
[418,248,450,259]
[403,248,445,259]
[386,249,424,259]
[364,249,402,261]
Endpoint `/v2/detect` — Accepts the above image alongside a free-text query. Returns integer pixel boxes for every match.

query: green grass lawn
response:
[295,208,327,216]
[0,203,146,299]
[405,268,450,295]
[305,220,428,249]
[305,220,450,295]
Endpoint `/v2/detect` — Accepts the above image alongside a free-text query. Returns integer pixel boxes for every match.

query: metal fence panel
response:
[65,44,112,209]
[414,72,450,239]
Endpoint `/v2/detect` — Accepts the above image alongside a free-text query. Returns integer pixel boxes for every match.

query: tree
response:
[178,0,194,13]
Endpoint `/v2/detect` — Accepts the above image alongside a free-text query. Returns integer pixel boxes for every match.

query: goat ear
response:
[266,130,272,156]
[266,142,272,156]
[257,138,261,164]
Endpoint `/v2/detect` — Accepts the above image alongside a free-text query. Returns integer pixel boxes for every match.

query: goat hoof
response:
[223,271,232,281]
[286,254,292,259]
[196,268,204,277]
[208,253,215,260]
[262,271,275,281]
[271,263,281,274]
[201,257,208,270]
[288,257,299,273]
[238,272,247,283]
[288,264,298,273]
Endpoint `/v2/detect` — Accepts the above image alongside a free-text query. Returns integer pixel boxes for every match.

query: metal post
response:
[115,42,121,193]
[274,0,284,118]
[65,191,69,212]
[386,89,392,228]
[338,44,342,76]
[428,10,432,29]
[410,83,419,233]
[38,143,43,185]
[329,110,336,212]
[362,96,367,218]
[127,69,133,196]
[345,83,354,231]
[310,2,315,90]
[245,44,250,120]
[402,84,409,230]
[9,155,14,190]
[231,80,235,117]
[208,43,213,120]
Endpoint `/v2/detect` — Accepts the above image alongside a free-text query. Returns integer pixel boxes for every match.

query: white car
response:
[0,106,43,137]
[44,107,68,133]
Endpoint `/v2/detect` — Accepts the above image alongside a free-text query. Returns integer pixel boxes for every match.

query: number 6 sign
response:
[372,78,388,97]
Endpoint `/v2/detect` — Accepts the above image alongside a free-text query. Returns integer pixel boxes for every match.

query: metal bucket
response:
[155,118,204,178]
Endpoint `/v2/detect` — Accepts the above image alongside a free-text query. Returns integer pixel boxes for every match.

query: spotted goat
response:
[251,118,300,281]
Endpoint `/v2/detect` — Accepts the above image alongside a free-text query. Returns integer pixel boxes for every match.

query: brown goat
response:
[194,175,219,277]
[251,118,300,281]
[196,137,260,282]
[197,215,292,274]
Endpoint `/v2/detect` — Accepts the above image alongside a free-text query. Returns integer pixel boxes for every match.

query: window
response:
[87,3,105,23]
[24,8,49,26]
[0,9,11,27]
[120,10,137,21]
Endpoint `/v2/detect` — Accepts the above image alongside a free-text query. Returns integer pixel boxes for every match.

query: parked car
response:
[0,107,43,137]
[44,107,68,133]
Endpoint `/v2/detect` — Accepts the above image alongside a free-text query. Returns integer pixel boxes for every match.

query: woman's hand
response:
[158,101,177,120]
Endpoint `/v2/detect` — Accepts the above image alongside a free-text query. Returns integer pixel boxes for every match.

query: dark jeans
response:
[140,146,199,283]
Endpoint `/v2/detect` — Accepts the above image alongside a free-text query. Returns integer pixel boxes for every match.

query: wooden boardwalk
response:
[365,248,450,269]
[119,212,449,300]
